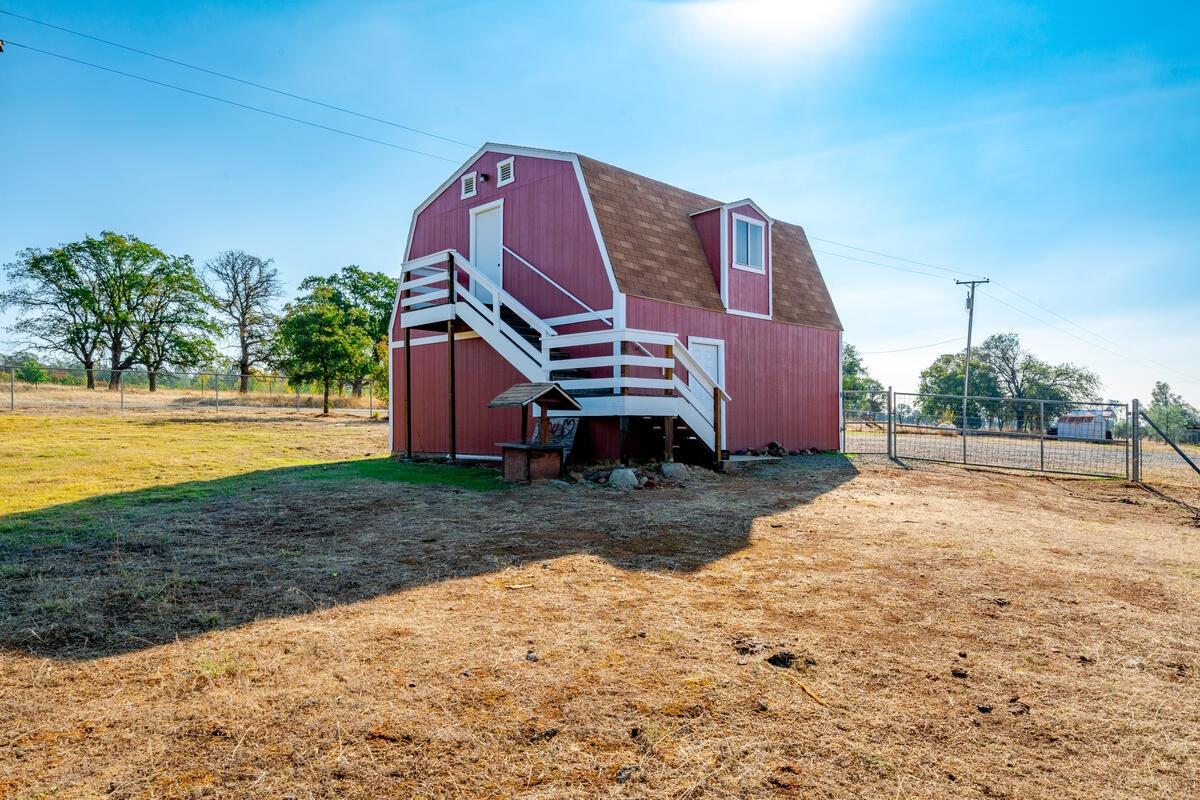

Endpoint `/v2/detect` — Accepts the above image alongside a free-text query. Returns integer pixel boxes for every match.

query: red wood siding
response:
[404,152,614,334]
[627,295,839,451]
[726,203,770,317]
[691,208,721,288]
[391,336,526,456]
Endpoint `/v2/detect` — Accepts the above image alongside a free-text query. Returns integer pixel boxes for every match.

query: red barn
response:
[389,144,842,464]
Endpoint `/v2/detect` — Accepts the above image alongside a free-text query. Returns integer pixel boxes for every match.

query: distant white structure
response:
[1057,408,1116,440]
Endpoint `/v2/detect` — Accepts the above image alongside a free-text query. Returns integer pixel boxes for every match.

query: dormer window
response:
[460,171,478,199]
[496,156,515,187]
[733,214,765,272]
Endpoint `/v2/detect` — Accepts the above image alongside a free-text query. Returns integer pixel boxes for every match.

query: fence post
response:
[119,370,124,411]
[214,374,220,416]
[295,383,301,412]
[886,386,894,458]
[1131,399,1141,482]
[369,379,375,418]
[1039,399,1046,472]
[8,367,14,411]
[839,390,845,452]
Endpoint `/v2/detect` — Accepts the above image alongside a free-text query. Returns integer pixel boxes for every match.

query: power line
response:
[811,235,987,279]
[859,336,965,355]
[815,237,1200,383]
[2,41,462,163]
[812,249,955,281]
[0,8,474,149]
[3,17,1195,384]
[986,292,1198,382]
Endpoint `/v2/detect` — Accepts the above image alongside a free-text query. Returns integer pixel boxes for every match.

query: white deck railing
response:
[397,249,730,454]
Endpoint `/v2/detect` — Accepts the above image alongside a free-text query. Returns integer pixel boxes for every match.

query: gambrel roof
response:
[406,144,842,331]
[577,155,842,331]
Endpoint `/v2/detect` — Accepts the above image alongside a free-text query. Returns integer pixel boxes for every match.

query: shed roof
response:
[487,382,582,410]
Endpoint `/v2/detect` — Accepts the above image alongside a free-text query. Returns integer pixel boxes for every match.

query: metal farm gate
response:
[842,389,1132,479]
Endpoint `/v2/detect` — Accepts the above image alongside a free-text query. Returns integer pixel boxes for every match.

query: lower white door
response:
[688,340,723,389]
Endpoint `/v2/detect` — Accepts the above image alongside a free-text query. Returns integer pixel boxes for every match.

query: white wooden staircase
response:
[397,249,729,458]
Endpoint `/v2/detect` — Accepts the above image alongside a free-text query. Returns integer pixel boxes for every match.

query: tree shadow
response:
[0,454,857,660]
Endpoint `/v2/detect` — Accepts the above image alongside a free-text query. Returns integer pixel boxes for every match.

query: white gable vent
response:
[496,156,515,187]
[460,171,478,199]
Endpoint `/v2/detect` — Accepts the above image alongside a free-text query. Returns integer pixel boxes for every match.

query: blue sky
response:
[1,0,1197,403]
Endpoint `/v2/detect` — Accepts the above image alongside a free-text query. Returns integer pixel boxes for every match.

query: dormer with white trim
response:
[690,199,773,320]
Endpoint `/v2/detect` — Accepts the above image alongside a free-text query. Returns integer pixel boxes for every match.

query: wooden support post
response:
[404,327,412,458]
[619,415,629,466]
[663,344,674,396]
[664,416,675,462]
[447,320,457,462]
[540,406,550,445]
[446,254,457,462]
[712,387,723,463]
[520,406,529,445]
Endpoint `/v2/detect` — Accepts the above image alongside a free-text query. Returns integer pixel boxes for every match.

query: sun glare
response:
[671,0,877,69]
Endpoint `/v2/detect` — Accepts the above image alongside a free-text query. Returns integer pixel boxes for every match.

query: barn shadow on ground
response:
[0,454,857,660]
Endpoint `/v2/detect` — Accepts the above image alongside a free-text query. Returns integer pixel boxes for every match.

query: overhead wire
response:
[0,8,474,148]
[811,249,954,281]
[2,41,461,163]
[3,13,1195,382]
[859,337,966,355]
[815,236,1199,382]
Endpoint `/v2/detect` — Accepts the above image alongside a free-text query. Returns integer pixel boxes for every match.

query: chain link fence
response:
[2,363,387,418]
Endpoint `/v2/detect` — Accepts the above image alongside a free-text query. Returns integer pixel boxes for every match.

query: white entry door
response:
[470,202,503,306]
[688,339,723,388]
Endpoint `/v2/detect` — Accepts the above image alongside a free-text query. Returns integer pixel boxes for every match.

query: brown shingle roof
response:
[577,155,841,331]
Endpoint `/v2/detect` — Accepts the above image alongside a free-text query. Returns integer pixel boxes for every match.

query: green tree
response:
[1,243,106,388]
[298,266,397,397]
[1148,381,1199,441]
[15,359,48,385]
[841,344,885,412]
[842,344,883,392]
[273,285,373,414]
[917,352,1000,427]
[79,232,194,389]
[918,333,1100,430]
[134,259,221,391]
[975,333,1100,430]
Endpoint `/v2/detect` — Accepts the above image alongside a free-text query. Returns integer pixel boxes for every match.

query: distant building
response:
[1057,408,1115,440]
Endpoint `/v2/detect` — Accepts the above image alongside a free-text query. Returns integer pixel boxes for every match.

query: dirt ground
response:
[1,415,1198,799]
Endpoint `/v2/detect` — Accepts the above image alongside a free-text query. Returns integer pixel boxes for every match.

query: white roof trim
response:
[396,143,621,342]
[722,198,774,225]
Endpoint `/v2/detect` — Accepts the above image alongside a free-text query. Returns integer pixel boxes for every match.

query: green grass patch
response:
[298,457,505,491]
[0,415,504,552]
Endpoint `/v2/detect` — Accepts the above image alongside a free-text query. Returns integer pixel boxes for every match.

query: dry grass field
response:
[1,411,1198,798]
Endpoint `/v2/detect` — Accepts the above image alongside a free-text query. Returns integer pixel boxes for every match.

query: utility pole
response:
[956,279,989,461]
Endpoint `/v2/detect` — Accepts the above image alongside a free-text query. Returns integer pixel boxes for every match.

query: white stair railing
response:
[502,245,614,328]
[398,250,731,455]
